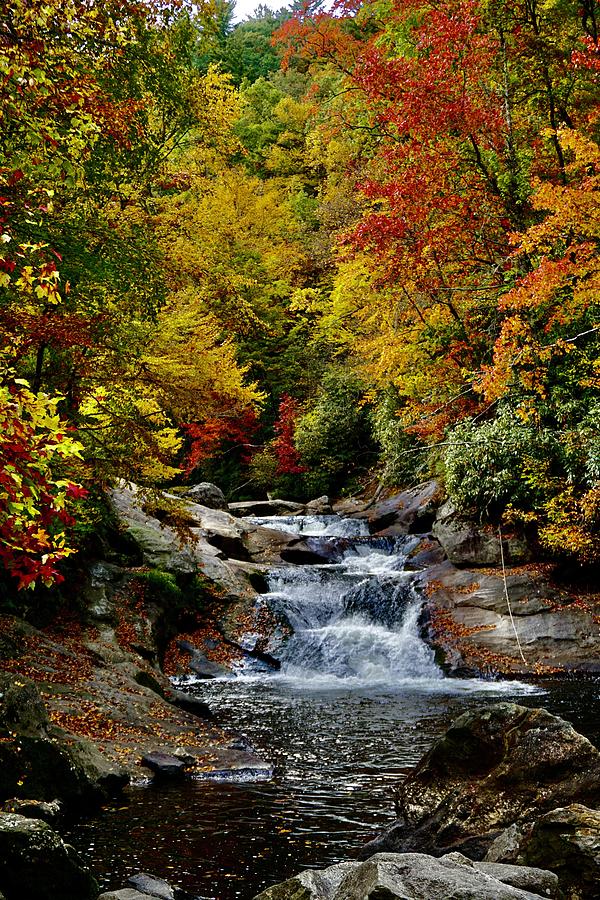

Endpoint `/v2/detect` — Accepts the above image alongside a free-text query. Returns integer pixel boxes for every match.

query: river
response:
[68,514,600,899]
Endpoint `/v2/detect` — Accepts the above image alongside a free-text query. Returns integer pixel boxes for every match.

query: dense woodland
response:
[2,0,600,591]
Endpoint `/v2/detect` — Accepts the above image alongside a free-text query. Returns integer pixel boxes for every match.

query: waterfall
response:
[242,514,444,687]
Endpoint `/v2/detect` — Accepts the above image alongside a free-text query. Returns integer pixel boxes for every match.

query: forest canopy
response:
[2,0,600,587]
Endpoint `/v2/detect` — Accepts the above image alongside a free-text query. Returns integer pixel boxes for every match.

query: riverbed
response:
[68,514,600,899]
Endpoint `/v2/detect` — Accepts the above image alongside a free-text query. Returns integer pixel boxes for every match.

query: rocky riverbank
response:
[253,703,600,900]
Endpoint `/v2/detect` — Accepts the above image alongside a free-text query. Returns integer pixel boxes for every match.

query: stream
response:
[69,514,600,899]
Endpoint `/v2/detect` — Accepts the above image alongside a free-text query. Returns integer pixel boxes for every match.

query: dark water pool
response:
[67,676,600,900]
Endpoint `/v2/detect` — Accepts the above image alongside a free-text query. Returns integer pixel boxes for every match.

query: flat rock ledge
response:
[140,747,272,781]
[252,851,559,899]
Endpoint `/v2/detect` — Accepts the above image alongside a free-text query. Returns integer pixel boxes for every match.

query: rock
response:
[405,536,446,570]
[108,483,258,592]
[181,482,228,510]
[362,704,600,859]
[280,538,339,564]
[0,673,49,735]
[432,500,530,567]
[141,752,189,778]
[0,813,98,900]
[350,481,440,535]
[254,852,557,899]
[305,496,333,515]
[128,872,196,899]
[421,562,600,675]
[165,689,213,720]
[1,798,62,826]
[176,643,230,679]
[485,823,526,864]
[241,523,299,565]
[515,804,600,899]
[471,861,558,895]
[253,861,357,899]
[0,673,128,806]
[229,499,304,517]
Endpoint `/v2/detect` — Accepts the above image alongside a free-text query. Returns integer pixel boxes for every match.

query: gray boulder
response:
[181,482,228,510]
[128,872,196,899]
[306,496,333,515]
[141,752,189,778]
[253,852,557,899]
[0,813,97,900]
[347,481,440,536]
[433,500,529,567]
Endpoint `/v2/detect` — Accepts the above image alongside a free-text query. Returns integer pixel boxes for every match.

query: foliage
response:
[443,409,561,519]
[273,394,307,474]
[0,378,84,589]
[295,369,375,495]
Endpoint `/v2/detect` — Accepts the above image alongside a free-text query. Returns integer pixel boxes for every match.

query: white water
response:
[234,515,539,695]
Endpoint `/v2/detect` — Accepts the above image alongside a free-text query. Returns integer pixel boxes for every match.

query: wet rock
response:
[432,501,530,567]
[0,813,98,900]
[165,689,212,720]
[514,804,600,899]
[362,704,600,859]
[241,524,299,566]
[253,852,556,899]
[176,642,230,679]
[141,751,189,778]
[405,536,446,570]
[181,482,228,510]
[350,481,440,536]
[343,578,412,628]
[0,798,62,826]
[280,538,338,564]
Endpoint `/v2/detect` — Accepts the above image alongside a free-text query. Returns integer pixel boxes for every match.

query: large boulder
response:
[489,804,600,899]
[432,501,530,567]
[180,482,228,510]
[253,852,558,899]
[345,481,440,536]
[0,813,97,900]
[362,704,600,860]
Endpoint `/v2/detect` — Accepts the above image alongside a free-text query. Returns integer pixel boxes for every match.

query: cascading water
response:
[241,514,443,687]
